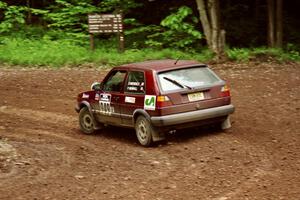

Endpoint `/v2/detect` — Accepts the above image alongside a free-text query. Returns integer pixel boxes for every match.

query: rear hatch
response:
[156,65,230,115]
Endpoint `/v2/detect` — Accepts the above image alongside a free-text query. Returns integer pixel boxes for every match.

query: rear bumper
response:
[150,104,234,127]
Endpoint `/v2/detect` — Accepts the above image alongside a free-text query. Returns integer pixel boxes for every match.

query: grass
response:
[0,35,213,68]
[226,47,300,62]
[0,34,299,68]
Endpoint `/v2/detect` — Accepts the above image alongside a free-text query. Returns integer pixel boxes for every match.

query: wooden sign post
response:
[88,14,124,52]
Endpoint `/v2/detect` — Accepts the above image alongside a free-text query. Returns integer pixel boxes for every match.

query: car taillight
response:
[156,95,172,108]
[221,84,231,97]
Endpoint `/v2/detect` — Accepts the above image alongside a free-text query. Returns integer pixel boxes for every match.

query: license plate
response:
[188,92,205,102]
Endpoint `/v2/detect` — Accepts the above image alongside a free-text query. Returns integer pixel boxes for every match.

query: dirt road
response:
[0,62,299,200]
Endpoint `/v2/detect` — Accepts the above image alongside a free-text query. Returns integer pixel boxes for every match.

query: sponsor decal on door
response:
[125,96,136,104]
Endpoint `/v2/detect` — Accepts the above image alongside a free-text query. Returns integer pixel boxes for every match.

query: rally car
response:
[75,60,234,146]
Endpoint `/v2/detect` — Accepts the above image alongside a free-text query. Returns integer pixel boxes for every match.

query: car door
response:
[96,69,127,125]
[120,70,146,126]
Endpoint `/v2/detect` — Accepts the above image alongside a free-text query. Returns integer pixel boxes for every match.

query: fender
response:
[77,101,102,130]
[132,109,151,124]
[132,109,165,142]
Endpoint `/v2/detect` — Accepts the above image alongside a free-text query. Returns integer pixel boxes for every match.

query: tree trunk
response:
[195,0,212,48]
[255,0,260,21]
[196,0,224,58]
[208,0,220,55]
[267,0,275,47]
[275,0,283,48]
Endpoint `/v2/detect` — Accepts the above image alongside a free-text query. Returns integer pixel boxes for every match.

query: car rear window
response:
[157,66,221,92]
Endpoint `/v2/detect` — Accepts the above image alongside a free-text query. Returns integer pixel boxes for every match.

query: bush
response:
[126,6,202,50]
[0,35,213,68]
[226,47,300,62]
[226,48,251,61]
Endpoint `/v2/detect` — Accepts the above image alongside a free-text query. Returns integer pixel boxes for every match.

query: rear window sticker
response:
[144,95,156,110]
[127,86,138,91]
[128,82,140,86]
[125,96,136,104]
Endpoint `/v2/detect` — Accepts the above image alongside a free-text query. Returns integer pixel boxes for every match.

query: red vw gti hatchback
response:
[75,60,234,146]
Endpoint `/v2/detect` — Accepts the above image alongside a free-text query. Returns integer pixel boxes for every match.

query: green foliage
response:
[44,0,140,34]
[45,0,97,32]
[0,2,26,33]
[226,47,300,62]
[0,1,6,9]
[148,6,202,49]
[0,0,140,37]
[0,1,48,33]
[99,0,141,14]
[0,35,213,67]
[125,24,161,48]
[126,6,202,50]
[226,48,251,61]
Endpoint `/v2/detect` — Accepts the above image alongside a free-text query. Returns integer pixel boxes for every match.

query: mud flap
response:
[221,116,231,130]
[151,126,166,142]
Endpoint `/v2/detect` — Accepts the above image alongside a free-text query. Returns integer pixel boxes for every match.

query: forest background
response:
[0,0,299,67]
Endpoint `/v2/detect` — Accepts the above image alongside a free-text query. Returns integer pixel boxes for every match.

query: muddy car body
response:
[75,60,234,146]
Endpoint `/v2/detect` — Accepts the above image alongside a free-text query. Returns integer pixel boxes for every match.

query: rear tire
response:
[135,116,153,147]
[79,107,95,134]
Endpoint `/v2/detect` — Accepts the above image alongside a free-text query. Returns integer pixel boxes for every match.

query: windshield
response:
[157,66,221,92]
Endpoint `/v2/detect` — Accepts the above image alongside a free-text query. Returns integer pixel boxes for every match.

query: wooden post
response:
[118,32,125,53]
[90,33,95,51]
[26,0,32,24]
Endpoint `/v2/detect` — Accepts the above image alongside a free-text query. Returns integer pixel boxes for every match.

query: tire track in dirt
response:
[0,106,176,192]
[13,127,98,149]
[0,105,276,200]
[0,129,75,187]
[212,137,280,200]
[112,133,275,200]
[0,140,18,178]
[0,105,76,129]
[214,169,280,200]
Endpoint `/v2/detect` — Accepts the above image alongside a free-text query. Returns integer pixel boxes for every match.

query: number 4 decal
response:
[144,95,156,110]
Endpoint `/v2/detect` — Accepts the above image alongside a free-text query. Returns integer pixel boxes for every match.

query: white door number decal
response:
[99,93,114,115]
[144,95,156,110]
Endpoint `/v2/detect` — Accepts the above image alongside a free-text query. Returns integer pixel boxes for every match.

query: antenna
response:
[174,57,181,65]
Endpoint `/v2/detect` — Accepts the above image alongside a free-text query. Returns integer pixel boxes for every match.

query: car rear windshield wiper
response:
[163,76,192,90]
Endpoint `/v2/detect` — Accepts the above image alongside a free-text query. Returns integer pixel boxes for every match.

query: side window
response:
[102,70,126,92]
[125,71,145,94]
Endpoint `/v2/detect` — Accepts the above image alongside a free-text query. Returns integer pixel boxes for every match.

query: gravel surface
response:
[0,62,299,199]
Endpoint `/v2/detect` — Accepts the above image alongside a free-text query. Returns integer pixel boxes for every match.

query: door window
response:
[125,71,145,94]
[102,70,126,92]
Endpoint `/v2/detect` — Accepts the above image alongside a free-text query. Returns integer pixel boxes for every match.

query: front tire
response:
[135,116,153,147]
[79,107,95,134]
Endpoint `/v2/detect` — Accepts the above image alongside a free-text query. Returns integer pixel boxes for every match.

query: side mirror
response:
[91,82,101,91]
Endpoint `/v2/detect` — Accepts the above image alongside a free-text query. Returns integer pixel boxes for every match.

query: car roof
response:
[118,59,206,72]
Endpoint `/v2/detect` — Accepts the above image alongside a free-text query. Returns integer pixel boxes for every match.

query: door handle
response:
[113,96,120,101]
